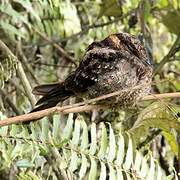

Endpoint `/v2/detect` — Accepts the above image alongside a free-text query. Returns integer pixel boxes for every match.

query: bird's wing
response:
[32,83,61,95]
[64,48,127,93]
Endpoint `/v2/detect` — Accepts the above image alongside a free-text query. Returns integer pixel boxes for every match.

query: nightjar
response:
[32,33,153,112]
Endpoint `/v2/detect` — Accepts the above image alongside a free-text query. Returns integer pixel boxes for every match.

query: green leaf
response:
[89,123,97,155]
[30,123,41,140]
[41,117,49,142]
[116,167,123,179]
[107,123,116,162]
[0,112,8,136]
[71,116,81,146]
[98,123,108,159]
[129,102,180,145]
[99,161,106,180]
[16,159,35,168]
[44,20,53,37]
[69,150,78,172]
[162,131,179,157]
[134,151,142,172]
[52,114,61,143]
[139,157,148,178]
[116,134,124,165]
[80,120,88,150]
[98,0,122,18]
[59,2,81,36]
[56,139,69,148]
[123,134,133,170]
[109,165,116,180]
[48,0,54,8]
[146,156,155,180]
[89,157,97,180]
[38,144,49,156]
[62,113,74,140]
[79,154,88,180]
[155,164,163,180]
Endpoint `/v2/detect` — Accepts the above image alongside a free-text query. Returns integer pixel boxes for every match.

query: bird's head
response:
[109,33,147,59]
[102,33,152,65]
[86,33,153,66]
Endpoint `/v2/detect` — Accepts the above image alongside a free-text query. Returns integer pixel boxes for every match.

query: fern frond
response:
[0,112,176,179]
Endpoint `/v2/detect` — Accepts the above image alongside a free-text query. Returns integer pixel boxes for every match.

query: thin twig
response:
[154,35,180,74]
[17,62,37,107]
[1,91,180,126]
[33,27,77,66]
[142,92,180,100]
[32,61,73,68]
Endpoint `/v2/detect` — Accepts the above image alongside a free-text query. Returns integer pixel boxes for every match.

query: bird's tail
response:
[31,82,74,112]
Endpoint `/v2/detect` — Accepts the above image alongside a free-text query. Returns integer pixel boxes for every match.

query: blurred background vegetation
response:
[0,0,180,179]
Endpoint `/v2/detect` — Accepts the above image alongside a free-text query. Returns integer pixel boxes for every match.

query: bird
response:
[32,33,153,112]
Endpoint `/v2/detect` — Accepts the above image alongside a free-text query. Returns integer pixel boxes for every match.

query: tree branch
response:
[17,62,37,107]
[154,35,180,74]
[33,27,77,67]
[1,90,180,126]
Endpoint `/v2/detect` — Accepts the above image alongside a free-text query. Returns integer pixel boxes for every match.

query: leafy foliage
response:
[129,102,180,156]
[0,112,177,179]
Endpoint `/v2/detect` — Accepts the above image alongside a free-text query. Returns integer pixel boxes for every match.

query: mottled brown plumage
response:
[32,33,153,112]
